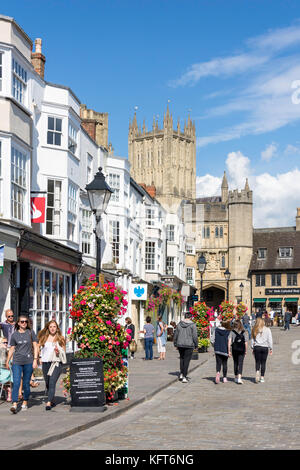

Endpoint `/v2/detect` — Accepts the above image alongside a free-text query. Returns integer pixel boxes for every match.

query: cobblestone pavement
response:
[39,326,300,450]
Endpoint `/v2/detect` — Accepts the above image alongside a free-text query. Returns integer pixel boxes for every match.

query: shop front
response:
[253,298,267,312]
[17,230,82,349]
[284,298,298,318]
[0,222,20,319]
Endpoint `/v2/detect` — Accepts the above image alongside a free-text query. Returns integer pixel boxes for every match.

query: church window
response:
[167,224,175,241]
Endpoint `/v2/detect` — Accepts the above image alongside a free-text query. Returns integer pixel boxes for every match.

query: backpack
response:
[232,330,246,353]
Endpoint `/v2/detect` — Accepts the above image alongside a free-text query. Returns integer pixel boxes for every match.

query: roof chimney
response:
[31,38,46,79]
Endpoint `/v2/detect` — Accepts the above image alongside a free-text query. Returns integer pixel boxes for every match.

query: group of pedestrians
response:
[211,316,273,384]
[0,310,66,414]
[141,315,167,361]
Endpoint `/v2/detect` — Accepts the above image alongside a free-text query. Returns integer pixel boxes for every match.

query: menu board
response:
[70,357,105,408]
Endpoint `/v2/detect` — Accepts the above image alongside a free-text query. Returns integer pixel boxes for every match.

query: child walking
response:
[211,319,231,384]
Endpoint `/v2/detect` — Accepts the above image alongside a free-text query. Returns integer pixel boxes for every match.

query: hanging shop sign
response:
[131,284,148,301]
[265,288,300,295]
[31,197,46,223]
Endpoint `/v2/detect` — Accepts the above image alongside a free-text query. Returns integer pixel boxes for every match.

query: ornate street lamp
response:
[239,282,244,303]
[224,268,231,301]
[86,167,113,277]
[197,253,207,302]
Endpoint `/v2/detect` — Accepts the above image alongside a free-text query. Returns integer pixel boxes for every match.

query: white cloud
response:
[284,144,300,155]
[196,150,300,227]
[169,54,269,88]
[261,143,278,161]
[196,174,221,197]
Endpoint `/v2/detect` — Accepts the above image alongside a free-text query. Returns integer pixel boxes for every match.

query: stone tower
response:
[228,179,253,307]
[128,106,196,210]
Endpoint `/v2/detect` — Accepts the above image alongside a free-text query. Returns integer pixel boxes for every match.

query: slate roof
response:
[250,227,300,271]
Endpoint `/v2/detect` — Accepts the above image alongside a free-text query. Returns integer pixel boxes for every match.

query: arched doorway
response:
[203,285,225,311]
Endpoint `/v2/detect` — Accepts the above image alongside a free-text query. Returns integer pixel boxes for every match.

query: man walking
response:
[0,309,16,347]
[284,310,292,331]
[173,312,198,383]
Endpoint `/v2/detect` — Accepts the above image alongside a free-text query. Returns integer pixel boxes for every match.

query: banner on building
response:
[31,197,46,223]
[0,244,4,275]
[131,284,148,301]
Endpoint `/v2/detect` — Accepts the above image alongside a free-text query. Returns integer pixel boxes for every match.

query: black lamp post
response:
[239,282,244,303]
[224,268,231,301]
[86,167,113,277]
[197,253,207,302]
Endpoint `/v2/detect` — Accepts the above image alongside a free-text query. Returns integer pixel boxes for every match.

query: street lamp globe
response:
[197,253,207,274]
[85,167,113,216]
[224,268,231,281]
[239,282,244,292]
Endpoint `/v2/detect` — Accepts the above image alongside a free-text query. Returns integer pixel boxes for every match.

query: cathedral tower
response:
[128,106,196,209]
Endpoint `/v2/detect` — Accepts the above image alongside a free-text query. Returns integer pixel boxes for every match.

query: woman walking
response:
[38,320,66,410]
[6,315,39,414]
[156,316,167,360]
[143,316,155,360]
[211,319,231,384]
[251,317,273,383]
[229,319,247,384]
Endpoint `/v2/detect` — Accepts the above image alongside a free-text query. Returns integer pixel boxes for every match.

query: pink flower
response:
[106,320,112,325]
[122,299,128,306]
[126,329,132,334]
[99,336,105,341]
[80,300,86,305]
[89,274,96,280]
[116,324,121,330]
[114,296,120,302]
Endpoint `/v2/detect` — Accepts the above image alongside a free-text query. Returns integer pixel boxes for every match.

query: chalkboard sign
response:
[70,357,105,410]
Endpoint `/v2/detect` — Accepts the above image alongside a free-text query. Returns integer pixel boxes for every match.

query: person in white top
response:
[38,321,66,411]
[251,318,273,383]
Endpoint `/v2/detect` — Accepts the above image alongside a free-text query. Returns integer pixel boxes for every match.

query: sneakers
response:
[21,404,28,411]
[234,377,238,383]
[255,371,260,383]
[10,405,17,414]
[215,372,220,384]
[179,373,183,381]
[237,377,243,384]
[182,377,188,383]
[260,377,265,383]
[223,377,228,383]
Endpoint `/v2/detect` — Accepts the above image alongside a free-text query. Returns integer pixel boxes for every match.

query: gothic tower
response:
[128,106,196,210]
[228,179,253,306]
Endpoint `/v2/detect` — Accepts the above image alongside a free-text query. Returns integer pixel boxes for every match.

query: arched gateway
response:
[202,284,225,311]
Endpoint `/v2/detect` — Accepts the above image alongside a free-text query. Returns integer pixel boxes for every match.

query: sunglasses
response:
[19,320,28,324]
[7,316,14,318]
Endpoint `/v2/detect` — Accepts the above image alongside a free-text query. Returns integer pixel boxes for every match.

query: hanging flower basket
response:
[145,285,184,315]
[236,302,248,318]
[219,300,235,321]
[62,275,129,403]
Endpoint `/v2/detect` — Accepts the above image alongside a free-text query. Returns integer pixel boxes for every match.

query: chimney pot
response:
[35,38,42,54]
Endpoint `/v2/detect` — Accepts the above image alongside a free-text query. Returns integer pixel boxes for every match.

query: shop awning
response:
[285,298,299,302]
[253,298,266,303]
[269,298,283,302]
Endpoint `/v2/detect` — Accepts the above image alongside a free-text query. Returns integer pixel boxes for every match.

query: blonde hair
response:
[38,321,66,348]
[252,318,265,340]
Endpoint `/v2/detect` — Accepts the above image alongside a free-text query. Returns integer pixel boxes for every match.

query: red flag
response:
[31,197,45,223]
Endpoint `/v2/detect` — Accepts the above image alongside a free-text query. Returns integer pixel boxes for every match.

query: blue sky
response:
[4,0,300,226]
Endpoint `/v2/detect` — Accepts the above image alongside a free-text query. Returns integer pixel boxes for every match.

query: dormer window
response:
[258,248,267,259]
[279,247,293,258]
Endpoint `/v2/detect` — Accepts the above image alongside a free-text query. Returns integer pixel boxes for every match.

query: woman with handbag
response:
[37,320,66,410]
[125,317,136,359]
[6,315,39,414]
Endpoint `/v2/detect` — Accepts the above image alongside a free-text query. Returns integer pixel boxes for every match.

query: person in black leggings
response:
[229,319,247,384]
[211,319,231,384]
[251,318,273,383]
